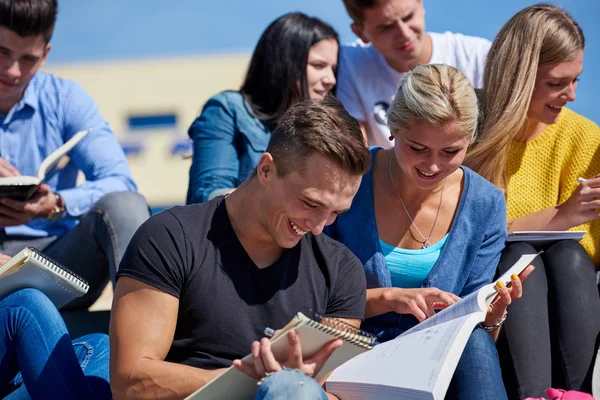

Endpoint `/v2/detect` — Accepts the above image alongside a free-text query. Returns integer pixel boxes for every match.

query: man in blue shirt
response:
[0,0,149,309]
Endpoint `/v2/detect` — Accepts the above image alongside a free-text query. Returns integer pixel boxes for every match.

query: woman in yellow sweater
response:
[465,4,600,399]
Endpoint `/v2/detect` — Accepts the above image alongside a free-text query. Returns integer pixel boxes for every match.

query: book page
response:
[403,290,485,335]
[327,313,484,396]
[37,130,88,181]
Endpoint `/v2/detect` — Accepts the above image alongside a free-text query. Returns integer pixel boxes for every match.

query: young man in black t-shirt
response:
[110,97,372,400]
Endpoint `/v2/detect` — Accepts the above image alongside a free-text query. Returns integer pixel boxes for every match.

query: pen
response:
[264,327,275,338]
[578,178,587,183]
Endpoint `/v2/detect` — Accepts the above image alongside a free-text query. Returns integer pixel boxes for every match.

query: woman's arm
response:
[187,94,240,204]
[507,176,600,232]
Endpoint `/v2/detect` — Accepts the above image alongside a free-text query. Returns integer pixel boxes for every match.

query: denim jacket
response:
[187,91,273,204]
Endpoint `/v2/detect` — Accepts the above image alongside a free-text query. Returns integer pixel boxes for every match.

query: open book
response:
[325,253,538,400]
[0,246,89,308]
[0,130,88,200]
[185,312,376,400]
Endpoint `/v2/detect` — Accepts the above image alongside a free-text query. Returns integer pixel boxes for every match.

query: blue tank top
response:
[379,234,449,288]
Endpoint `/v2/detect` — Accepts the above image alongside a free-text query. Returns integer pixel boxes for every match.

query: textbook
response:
[507,230,585,244]
[185,312,376,400]
[0,130,88,200]
[325,253,538,400]
[0,246,89,308]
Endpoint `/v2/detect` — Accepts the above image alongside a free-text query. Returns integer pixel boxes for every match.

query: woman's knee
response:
[1,288,57,316]
[544,240,594,276]
[497,242,540,275]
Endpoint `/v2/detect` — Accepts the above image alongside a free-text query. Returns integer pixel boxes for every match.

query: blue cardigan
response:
[187,91,273,204]
[326,148,507,341]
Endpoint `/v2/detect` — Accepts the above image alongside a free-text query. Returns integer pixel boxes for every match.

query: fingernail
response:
[496,281,505,289]
[511,273,518,281]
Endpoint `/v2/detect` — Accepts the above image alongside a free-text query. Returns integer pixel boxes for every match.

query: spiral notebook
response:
[0,247,89,308]
[185,312,375,400]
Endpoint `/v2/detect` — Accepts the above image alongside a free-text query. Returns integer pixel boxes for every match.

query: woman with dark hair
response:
[187,12,339,204]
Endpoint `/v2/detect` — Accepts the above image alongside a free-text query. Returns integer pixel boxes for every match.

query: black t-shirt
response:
[117,197,366,370]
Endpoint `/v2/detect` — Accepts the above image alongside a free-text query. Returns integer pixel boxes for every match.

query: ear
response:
[40,43,51,67]
[351,23,370,44]
[418,0,425,16]
[256,152,276,186]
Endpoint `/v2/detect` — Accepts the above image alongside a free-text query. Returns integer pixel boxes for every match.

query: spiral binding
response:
[307,314,376,349]
[27,247,89,293]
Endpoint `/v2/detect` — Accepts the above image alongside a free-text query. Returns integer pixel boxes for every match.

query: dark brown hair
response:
[266,96,371,177]
[342,0,387,25]
[0,0,57,43]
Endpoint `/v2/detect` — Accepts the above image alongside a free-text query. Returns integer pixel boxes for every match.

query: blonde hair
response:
[387,64,479,141]
[464,4,584,190]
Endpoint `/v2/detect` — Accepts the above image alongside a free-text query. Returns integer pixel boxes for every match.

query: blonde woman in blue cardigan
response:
[325,64,533,400]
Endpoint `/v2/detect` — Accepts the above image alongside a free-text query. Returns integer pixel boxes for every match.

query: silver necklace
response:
[388,153,447,249]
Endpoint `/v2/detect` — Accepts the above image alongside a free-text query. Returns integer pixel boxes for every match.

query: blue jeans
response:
[254,369,328,400]
[446,327,507,400]
[0,288,111,399]
[0,192,150,309]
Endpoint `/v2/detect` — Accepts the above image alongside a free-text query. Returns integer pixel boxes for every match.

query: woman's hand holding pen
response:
[555,175,600,229]
[232,329,342,380]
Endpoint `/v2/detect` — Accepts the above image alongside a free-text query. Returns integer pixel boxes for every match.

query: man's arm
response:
[58,80,137,217]
[110,277,227,400]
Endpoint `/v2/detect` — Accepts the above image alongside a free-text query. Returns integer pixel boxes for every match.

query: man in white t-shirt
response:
[338,0,491,148]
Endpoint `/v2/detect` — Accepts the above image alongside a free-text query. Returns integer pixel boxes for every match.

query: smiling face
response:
[0,27,50,114]
[257,151,361,249]
[392,120,470,190]
[306,37,338,100]
[528,50,583,126]
[352,0,427,72]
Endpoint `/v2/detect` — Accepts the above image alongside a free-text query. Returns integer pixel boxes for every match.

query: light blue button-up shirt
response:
[0,72,136,238]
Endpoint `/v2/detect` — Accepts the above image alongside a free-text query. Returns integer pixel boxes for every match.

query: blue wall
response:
[49,0,600,123]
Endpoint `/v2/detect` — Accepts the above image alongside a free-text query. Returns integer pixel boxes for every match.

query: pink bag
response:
[525,388,595,400]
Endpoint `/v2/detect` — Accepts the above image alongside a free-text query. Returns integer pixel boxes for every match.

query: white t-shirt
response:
[337,31,491,148]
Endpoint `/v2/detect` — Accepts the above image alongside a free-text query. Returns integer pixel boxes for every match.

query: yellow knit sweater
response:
[506,108,600,266]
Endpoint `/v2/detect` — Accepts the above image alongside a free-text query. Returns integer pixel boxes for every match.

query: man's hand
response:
[0,184,58,226]
[0,158,19,178]
[232,329,343,380]
[0,253,12,265]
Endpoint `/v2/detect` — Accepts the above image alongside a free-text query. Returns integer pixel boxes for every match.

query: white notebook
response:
[507,231,585,243]
[0,247,89,308]
[185,312,376,400]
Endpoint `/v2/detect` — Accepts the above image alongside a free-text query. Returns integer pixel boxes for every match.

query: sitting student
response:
[337,0,491,148]
[187,12,339,204]
[110,97,372,399]
[0,0,150,309]
[0,254,110,398]
[464,5,600,398]
[326,64,533,400]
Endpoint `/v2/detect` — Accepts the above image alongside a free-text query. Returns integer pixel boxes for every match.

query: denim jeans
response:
[254,369,328,400]
[0,192,150,310]
[0,288,111,399]
[446,327,508,400]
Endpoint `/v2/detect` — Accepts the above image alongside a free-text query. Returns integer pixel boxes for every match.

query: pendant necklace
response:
[388,153,446,249]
